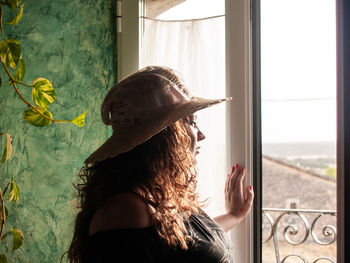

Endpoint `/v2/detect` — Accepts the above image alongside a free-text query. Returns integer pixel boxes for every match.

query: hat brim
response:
[84,96,232,164]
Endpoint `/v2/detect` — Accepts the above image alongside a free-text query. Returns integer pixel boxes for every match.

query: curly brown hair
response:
[65,117,203,263]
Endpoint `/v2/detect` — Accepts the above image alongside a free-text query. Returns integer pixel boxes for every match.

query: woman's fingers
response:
[227,164,237,191]
[231,163,239,189]
[225,164,254,218]
[226,163,246,193]
[243,171,247,200]
[235,167,246,197]
[225,172,230,193]
[244,186,254,210]
[226,164,248,200]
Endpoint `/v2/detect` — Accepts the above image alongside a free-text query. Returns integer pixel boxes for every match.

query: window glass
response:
[261,0,337,262]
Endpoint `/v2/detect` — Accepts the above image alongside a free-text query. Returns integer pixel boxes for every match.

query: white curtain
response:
[140,16,226,217]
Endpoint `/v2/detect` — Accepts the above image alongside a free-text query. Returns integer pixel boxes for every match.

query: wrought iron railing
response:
[262,208,337,263]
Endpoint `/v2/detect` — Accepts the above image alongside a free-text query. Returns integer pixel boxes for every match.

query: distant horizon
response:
[262,140,336,144]
[262,141,336,157]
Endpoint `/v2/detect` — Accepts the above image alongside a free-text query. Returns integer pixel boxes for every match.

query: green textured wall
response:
[0,0,116,262]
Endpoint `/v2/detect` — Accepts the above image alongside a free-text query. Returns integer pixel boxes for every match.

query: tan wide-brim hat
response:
[85,66,231,164]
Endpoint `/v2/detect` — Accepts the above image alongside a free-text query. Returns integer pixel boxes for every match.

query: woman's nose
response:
[197,128,205,141]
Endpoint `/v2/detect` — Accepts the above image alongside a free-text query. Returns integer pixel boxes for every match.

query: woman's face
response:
[183,115,205,155]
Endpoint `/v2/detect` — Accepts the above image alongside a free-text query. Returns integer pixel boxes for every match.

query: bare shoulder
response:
[89,192,154,235]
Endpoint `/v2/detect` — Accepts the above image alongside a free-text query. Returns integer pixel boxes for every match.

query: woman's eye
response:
[190,121,197,126]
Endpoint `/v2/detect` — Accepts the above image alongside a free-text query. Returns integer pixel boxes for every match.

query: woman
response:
[66,66,254,263]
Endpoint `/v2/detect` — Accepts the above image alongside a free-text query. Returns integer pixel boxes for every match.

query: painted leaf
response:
[6,180,19,202]
[0,39,21,69]
[0,206,9,222]
[32,78,56,109]
[13,58,25,82]
[0,41,9,64]
[6,0,21,10]
[7,39,21,68]
[0,133,13,165]
[0,254,8,263]
[10,228,24,251]
[72,110,87,127]
[6,4,24,25]
[23,108,52,127]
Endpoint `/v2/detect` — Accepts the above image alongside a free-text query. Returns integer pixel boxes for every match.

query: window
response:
[118,1,253,262]
[117,0,348,262]
[260,1,337,262]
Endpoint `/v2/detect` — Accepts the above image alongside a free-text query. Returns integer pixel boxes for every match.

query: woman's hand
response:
[225,163,254,222]
[213,164,254,232]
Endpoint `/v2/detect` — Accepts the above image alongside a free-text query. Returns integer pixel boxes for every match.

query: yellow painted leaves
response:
[0,133,12,165]
[0,3,86,127]
[6,4,24,25]
[23,108,53,127]
[0,39,21,69]
[32,78,56,109]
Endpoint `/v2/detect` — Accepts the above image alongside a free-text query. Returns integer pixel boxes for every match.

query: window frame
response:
[251,0,262,262]
[117,0,141,80]
[254,0,347,262]
[336,0,349,262]
[225,0,254,262]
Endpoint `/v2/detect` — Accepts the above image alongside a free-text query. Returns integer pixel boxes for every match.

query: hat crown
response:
[101,67,191,130]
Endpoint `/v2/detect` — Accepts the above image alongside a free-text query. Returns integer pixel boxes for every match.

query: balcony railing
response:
[262,208,337,263]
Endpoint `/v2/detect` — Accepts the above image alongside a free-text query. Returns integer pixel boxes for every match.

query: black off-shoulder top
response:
[86,211,233,263]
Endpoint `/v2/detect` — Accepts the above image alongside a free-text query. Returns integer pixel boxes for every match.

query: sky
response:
[156,0,336,143]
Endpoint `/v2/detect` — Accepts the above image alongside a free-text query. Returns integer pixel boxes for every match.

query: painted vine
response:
[0,1,87,262]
